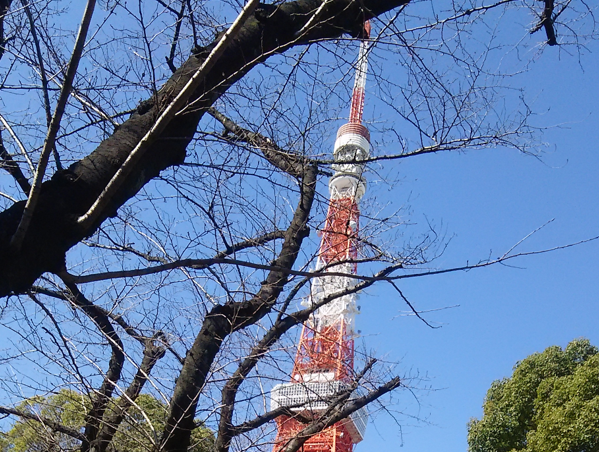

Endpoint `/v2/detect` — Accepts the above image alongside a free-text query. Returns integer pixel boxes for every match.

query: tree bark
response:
[0,0,409,296]
[160,162,317,452]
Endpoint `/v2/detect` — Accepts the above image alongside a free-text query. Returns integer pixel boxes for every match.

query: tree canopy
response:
[468,338,599,452]
[0,391,213,452]
[0,0,595,451]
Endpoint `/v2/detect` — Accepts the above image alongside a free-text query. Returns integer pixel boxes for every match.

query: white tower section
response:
[309,25,372,335]
[330,27,371,203]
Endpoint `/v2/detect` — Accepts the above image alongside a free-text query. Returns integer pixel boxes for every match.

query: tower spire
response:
[270,21,372,452]
[349,21,371,125]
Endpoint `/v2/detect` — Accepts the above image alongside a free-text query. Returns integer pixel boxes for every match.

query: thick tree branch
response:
[230,406,312,438]
[531,0,557,45]
[161,162,317,452]
[208,107,310,178]
[0,0,408,297]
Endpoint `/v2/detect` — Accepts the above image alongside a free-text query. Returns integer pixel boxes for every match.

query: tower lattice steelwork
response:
[270,22,372,452]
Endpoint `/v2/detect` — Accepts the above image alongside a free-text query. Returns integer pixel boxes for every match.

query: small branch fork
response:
[214,264,402,452]
[531,0,559,45]
[0,130,31,194]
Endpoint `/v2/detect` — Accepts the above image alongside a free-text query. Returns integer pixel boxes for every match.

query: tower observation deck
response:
[270,22,372,452]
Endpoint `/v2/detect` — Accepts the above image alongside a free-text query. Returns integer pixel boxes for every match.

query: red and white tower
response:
[270,22,372,452]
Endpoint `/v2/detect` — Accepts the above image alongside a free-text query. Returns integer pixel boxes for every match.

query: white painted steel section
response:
[334,131,370,150]
[270,381,368,442]
[333,132,370,164]
[328,174,366,201]
[307,262,359,332]
[346,408,368,443]
[293,372,335,382]
[330,131,369,201]
[271,380,345,412]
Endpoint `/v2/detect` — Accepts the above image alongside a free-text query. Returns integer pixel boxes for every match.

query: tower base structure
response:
[272,417,359,452]
[270,321,368,451]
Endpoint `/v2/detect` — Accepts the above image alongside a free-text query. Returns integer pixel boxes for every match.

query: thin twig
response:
[70,232,599,286]
[388,280,439,328]
[21,0,58,168]
[186,0,198,48]
[76,0,261,231]
[166,0,186,73]
[0,112,34,173]
[0,190,16,202]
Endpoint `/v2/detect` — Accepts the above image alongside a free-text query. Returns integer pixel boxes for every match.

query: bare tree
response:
[0,0,595,451]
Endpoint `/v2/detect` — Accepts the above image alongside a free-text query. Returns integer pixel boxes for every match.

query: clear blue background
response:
[356,38,599,451]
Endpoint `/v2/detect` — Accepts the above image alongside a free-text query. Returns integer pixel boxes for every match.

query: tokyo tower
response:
[270,22,372,452]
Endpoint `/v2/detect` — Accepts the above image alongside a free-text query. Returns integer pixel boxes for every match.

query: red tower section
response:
[270,21,371,452]
[272,200,363,452]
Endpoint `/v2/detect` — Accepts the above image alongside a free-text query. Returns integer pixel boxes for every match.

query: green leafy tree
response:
[0,391,213,452]
[468,339,599,452]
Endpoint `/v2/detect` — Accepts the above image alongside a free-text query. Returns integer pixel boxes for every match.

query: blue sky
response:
[0,2,597,450]
[354,35,599,451]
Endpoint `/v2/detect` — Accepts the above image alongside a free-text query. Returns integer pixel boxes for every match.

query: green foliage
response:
[468,338,599,452]
[0,391,213,452]
[0,390,87,452]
